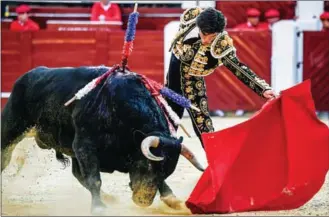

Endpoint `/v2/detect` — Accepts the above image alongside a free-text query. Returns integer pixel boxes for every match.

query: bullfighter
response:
[166,7,276,147]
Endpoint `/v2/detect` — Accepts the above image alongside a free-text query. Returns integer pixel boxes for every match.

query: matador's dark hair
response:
[196,7,227,34]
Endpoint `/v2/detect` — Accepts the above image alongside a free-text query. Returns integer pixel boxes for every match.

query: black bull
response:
[1,66,204,214]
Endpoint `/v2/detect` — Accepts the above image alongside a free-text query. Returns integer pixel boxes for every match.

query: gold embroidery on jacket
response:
[179,62,214,133]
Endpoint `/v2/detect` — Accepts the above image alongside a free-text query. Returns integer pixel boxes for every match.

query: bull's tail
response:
[55,151,70,169]
[1,74,33,173]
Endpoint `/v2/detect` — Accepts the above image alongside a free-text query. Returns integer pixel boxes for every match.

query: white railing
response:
[3,0,216,7]
[4,0,182,4]
[271,20,299,93]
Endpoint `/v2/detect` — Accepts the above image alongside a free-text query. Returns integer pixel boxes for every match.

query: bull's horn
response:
[141,136,164,161]
[180,144,205,172]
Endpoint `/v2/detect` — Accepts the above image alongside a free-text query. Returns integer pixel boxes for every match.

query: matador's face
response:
[199,31,217,45]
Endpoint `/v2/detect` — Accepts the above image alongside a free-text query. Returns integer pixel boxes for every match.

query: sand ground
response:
[1,117,329,216]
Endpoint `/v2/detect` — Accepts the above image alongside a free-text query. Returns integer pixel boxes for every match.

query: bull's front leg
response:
[159,181,184,210]
[72,157,115,204]
[72,134,106,215]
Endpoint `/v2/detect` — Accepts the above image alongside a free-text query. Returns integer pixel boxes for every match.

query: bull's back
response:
[8,66,110,123]
[25,66,109,102]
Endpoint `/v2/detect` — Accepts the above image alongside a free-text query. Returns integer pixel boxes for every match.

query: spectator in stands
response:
[234,8,265,30]
[320,11,329,32]
[10,4,40,31]
[262,9,281,30]
[91,0,122,22]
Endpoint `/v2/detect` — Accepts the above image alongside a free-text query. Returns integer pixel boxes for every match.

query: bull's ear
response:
[133,130,146,144]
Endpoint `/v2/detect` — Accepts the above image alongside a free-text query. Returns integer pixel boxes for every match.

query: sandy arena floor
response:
[1,117,329,216]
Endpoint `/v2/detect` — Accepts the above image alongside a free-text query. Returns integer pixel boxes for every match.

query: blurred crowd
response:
[6,1,329,33]
[234,8,280,30]
[90,0,121,22]
[8,0,122,31]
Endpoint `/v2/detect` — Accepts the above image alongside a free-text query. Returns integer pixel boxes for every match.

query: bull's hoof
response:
[160,194,184,210]
[91,206,106,216]
[100,190,117,204]
[91,203,107,216]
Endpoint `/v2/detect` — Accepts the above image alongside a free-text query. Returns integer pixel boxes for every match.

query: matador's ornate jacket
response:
[165,7,272,145]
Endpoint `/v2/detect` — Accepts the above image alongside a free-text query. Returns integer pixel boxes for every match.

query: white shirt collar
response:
[101,2,111,11]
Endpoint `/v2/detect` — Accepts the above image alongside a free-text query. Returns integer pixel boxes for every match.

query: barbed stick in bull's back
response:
[121,3,139,72]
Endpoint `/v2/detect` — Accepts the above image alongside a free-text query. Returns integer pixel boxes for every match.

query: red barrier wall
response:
[1,30,164,92]
[1,30,272,111]
[303,31,329,111]
[3,30,328,112]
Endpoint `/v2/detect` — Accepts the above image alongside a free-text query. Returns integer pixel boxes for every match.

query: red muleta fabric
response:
[186,79,329,214]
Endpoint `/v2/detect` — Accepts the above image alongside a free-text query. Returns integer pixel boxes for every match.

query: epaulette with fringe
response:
[169,7,203,52]
[210,31,236,59]
[180,7,203,26]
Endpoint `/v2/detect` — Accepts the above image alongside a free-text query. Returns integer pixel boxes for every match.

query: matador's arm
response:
[210,32,272,98]
[222,52,272,97]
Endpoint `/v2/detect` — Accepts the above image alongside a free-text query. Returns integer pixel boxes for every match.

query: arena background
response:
[1,0,329,216]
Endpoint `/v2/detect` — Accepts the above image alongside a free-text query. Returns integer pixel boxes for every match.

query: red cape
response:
[186,80,329,214]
